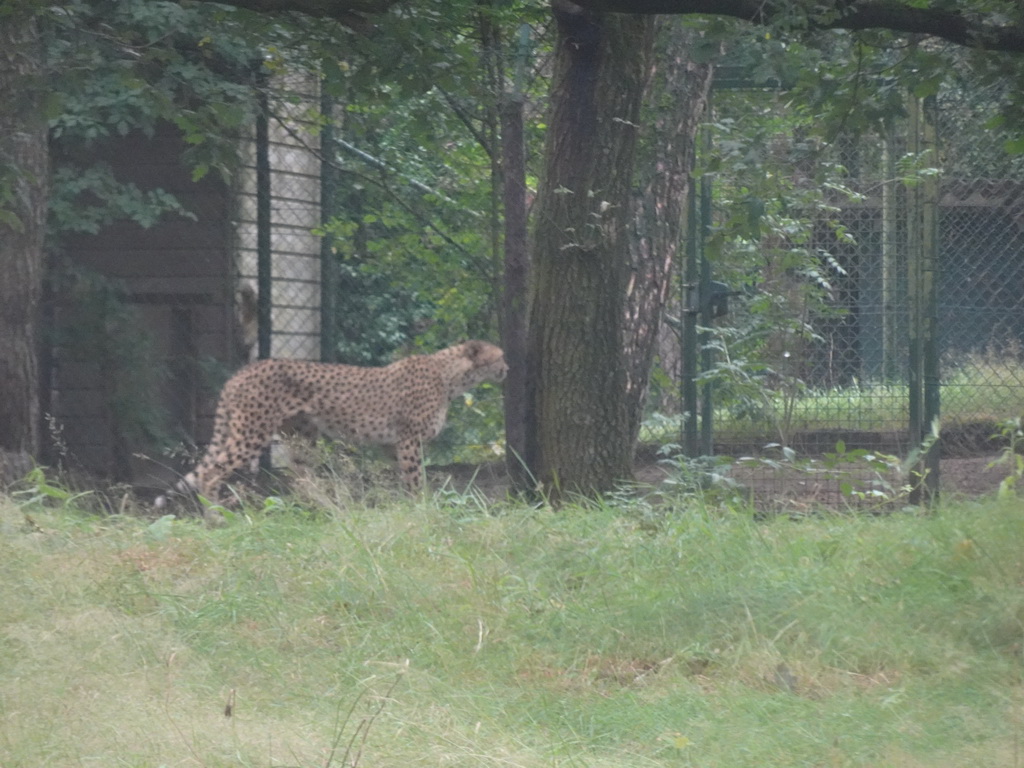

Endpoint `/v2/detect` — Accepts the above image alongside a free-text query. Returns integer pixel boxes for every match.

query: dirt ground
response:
[719,454,1012,513]
[927,455,1013,498]
[432,453,1013,513]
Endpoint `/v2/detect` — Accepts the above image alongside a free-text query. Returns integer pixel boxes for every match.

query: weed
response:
[12,465,94,510]
[988,416,1024,498]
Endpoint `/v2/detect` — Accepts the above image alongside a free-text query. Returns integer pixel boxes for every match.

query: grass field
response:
[1,479,1023,767]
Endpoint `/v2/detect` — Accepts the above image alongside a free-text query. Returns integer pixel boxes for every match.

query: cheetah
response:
[171,340,506,507]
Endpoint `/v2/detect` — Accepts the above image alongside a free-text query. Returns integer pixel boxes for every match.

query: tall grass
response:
[1,484,1023,766]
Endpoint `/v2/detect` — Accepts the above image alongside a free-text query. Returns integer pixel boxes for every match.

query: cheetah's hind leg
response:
[153,403,261,520]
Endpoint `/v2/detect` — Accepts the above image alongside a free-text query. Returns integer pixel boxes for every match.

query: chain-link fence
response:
[663,79,1024,511]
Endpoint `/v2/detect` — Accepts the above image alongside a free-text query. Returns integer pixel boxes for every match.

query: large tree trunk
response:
[623,21,714,446]
[0,13,47,456]
[524,3,654,498]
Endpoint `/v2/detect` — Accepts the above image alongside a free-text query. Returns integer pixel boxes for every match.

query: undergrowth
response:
[1,479,1022,767]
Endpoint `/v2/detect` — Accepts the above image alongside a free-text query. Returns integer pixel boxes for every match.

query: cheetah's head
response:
[453,340,507,392]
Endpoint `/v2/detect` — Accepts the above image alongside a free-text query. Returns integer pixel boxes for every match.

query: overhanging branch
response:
[189,0,1024,54]
[568,0,1024,53]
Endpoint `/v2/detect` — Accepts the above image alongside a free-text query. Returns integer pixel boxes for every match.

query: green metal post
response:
[683,173,699,456]
[907,92,923,504]
[255,65,272,361]
[907,92,941,505]
[699,116,714,457]
[921,95,941,503]
[254,63,273,474]
[319,79,338,363]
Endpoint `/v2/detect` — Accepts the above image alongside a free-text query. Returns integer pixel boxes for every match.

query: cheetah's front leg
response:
[395,436,424,492]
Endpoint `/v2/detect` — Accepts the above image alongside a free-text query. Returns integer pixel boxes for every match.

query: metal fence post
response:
[699,119,714,457]
[907,92,941,505]
[319,79,338,363]
[255,63,272,362]
[921,95,941,503]
[682,168,699,457]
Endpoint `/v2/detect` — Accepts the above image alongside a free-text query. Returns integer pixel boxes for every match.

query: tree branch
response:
[189,0,1024,54]
[569,0,1024,53]
[193,0,403,33]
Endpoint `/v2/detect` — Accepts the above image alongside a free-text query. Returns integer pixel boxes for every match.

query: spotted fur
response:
[179,340,506,503]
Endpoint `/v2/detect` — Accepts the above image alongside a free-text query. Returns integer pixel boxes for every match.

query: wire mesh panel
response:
[235,72,322,361]
[935,193,1024,453]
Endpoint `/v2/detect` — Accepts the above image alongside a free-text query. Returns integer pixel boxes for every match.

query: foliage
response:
[655,448,746,505]
[10,466,93,510]
[316,3,550,358]
[47,164,197,238]
[45,0,261,169]
[820,420,939,505]
[655,424,939,514]
[41,1,271,250]
[330,255,433,366]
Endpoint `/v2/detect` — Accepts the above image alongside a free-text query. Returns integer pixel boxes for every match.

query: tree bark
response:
[0,13,47,456]
[623,21,714,446]
[525,3,654,498]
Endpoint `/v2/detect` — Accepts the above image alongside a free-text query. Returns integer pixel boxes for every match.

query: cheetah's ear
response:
[463,339,485,360]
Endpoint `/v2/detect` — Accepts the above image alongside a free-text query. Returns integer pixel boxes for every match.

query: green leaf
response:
[145,514,177,542]
[0,209,24,232]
